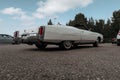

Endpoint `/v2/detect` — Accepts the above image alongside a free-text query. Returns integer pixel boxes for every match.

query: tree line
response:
[48,9,120,42]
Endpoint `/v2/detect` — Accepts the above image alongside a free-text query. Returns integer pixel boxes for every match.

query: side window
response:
[2,35,7,38]
[7,35,13,39]
[0,34,13,39]
[1,35,9,39]
[6,35,9,38]
[0,35,6,39]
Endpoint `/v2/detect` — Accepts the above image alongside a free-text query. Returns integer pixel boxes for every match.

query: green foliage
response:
[68,13,88,29]
[67,10,120,42]
[111,10,120,37]
[87,17,95,31]
[103,19,112,38]
[95,19,105,34]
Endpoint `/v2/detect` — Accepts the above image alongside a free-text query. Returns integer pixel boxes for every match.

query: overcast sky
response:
[0,0,120,35]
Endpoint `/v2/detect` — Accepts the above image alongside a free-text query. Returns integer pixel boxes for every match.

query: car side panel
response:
[44,26,82,42]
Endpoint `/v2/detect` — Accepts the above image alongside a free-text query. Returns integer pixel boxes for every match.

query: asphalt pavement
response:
[0,43,120,80]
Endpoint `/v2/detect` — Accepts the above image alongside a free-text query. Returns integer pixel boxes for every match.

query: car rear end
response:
[37,26,45,41]
[21,33,37,44]
[117,30,120,46]
[21,26,44,45]
[21,27,39,45]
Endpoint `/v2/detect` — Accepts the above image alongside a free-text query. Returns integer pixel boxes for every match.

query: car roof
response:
[0,34,13,37]
[0,34,9,36]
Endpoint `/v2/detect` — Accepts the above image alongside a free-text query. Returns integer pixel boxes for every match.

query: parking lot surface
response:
[0,43,120,80]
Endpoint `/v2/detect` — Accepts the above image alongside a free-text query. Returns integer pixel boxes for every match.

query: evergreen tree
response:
[68,13,88,29]
[95,19,105,34]
[66,10,120,42]
[48,19,53,25]
[87,17,95,31]
[103,19,112,38]
[111,10,120,37]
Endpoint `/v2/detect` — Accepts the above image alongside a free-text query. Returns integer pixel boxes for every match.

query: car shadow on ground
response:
[24,45,96,52]
[0,43,12,46]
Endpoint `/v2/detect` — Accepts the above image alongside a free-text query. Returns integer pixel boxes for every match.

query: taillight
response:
[14,31,19,38]
[39,27,43,36]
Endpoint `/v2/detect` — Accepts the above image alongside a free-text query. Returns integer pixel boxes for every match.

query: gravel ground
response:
[0,43,120,80]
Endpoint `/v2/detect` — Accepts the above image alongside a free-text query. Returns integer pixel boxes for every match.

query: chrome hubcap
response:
[63,41,72,49]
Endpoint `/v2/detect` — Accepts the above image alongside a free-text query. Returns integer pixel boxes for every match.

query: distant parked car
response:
[112,38,117,44]
[117,30,120,46]
[0,34,13,44]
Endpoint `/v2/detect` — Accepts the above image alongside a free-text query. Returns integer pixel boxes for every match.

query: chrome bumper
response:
[21,33,38,44]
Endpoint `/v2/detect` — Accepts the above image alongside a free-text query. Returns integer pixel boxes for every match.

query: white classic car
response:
[14,25,103,50]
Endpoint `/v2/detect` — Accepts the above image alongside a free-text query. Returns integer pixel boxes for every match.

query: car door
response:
[80,30,95,43]
[0,34,13,44]
[5,35,13,43]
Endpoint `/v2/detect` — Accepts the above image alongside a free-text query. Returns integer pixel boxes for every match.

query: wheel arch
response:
[97,36,101,43]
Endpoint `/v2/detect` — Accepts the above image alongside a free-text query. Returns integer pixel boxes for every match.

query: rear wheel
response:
[35,43,47,49]
[59,41,72,50]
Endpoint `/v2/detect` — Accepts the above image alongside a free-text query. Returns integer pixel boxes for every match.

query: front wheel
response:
[93,37,101,47]
[117,43,120,46]
[59,41,72,50]
[93,41,98,47]
[117,40,120,46]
